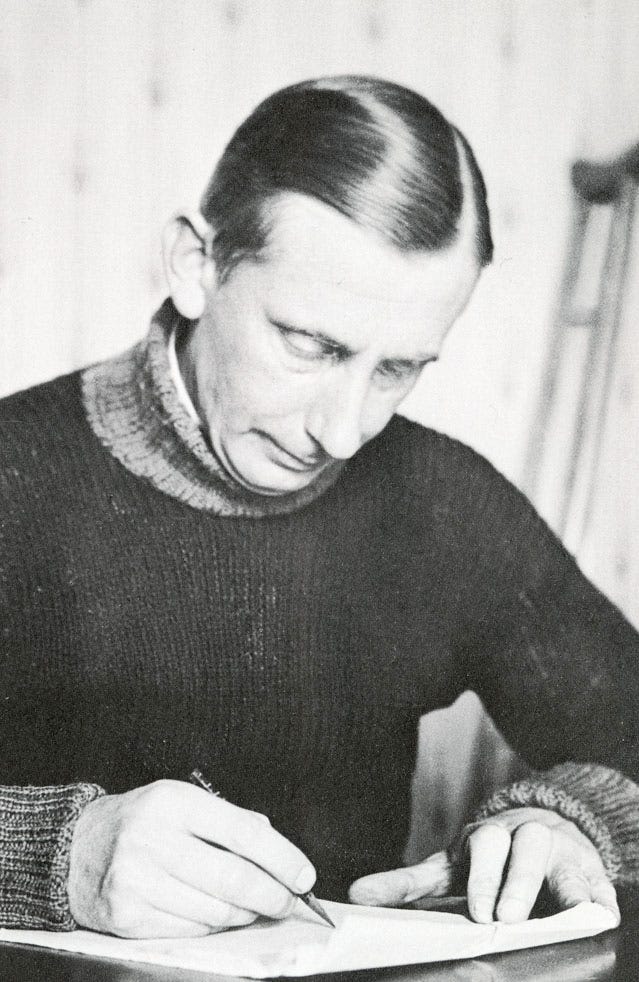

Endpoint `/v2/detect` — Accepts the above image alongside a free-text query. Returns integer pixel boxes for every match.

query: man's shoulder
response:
[0,370,91,479]
[366,414,502,485]
[0,370,85,430]
[348,413,532,526]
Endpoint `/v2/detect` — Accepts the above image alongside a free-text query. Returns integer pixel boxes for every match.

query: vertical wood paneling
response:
[0,2,81,391]
[73,2,157,362]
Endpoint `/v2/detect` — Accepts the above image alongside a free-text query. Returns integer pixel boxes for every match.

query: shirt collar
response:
[167,325,201,426]
[81,299,346,517]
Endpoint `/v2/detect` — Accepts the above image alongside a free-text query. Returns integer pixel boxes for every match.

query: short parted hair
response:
[200,75,493,280]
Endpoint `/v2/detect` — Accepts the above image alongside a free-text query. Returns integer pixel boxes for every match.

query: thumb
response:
[348,851,453,907]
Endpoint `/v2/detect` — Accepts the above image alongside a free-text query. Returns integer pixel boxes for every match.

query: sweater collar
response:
[81,300,345,517]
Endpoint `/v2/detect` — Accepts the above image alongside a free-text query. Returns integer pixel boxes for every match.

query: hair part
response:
[200,75,493,281]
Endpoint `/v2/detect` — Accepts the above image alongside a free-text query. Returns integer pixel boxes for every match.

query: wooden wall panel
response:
[0,2,81,390]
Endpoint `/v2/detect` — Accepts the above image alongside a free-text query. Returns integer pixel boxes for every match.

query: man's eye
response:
[377,361,421,384]
[276,325,337,361]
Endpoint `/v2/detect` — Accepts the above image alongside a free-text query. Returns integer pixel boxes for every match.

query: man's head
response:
[199,75,492,280]
[163,76,491,496]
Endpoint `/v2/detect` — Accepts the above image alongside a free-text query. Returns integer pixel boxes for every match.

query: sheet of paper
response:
[0,899,617,978]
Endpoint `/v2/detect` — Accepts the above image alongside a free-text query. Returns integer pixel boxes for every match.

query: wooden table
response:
[1,893,637,982]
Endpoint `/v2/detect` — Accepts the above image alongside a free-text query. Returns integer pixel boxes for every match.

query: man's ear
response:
[161,212,216,320]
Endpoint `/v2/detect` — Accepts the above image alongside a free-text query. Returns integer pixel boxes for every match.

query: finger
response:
[150,870,259,930]
[466,824,511,923]
[185,789,316,895]
[495,821,552,923]
[546,862,592,910]
[349,851,453,907]
[106,896,214,940]
[164,837,296,919]
[118,912,212,940]
[590,877,621,924]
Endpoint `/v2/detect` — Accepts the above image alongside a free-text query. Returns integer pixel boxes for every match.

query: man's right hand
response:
[68,780,316,938]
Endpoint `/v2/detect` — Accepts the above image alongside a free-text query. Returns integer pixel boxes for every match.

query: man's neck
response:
[81,300,346,517]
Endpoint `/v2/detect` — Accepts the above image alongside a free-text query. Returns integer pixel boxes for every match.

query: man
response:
[1,75,638,939]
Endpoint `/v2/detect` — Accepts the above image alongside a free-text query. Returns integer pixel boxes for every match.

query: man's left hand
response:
[348,807,620,924]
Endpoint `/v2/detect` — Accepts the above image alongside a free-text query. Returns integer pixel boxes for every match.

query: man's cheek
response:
[242,369,312,418]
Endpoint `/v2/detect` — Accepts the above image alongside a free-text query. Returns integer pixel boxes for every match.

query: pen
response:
[189,769,335,928]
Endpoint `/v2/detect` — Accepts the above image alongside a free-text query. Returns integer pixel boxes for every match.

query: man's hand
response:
[348,807,620,924]
[68,780,316,938]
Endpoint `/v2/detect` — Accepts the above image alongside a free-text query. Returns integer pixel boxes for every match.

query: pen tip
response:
[301,892,336,928]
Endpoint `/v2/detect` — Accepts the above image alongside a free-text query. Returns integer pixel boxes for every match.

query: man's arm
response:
[349,800,620,922]
[458,524,639,908]
[0,780,317,936]
[447,760,638,921]
[0,783,103,929]
[67,780,316,938]
[472,760,639,883]
[353,429,639,920]
[458,443,639,895]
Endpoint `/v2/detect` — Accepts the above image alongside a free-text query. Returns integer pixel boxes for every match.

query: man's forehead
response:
[258,193,480,308]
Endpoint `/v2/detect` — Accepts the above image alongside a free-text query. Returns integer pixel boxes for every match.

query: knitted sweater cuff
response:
[0,783,105,930]
[472,769,622,881]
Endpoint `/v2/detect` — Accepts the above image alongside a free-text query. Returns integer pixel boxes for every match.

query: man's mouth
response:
[260,433,326,472]
[212,429,333,496]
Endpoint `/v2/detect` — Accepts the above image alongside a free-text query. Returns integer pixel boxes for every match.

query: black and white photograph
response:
[0,2,638,979]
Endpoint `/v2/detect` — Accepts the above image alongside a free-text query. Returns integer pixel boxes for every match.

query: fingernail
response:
[470,898,494,923]
[352,884,387,905]
[351,871,410,906]
[497,898,526,923]
[294,866,316,894]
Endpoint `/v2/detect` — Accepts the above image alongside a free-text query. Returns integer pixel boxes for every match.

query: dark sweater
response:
[1,304,639,928]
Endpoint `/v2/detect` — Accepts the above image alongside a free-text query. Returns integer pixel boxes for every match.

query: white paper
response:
[0,900,617,978]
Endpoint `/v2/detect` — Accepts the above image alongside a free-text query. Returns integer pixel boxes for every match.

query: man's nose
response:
[306,369,373,461]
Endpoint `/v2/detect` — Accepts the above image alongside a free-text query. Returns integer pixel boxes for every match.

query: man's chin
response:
[235,474,318,497]
[219,451,322,497]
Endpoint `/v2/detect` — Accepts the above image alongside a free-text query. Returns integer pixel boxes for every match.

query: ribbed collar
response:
[81,300,345,517]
